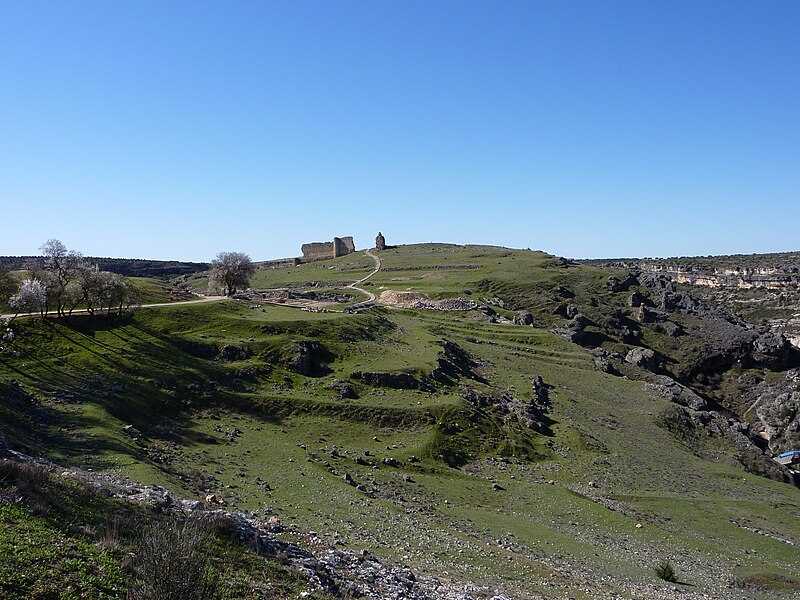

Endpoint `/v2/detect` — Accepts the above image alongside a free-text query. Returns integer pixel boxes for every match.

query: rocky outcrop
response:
[552,303,579,319]
[756,391,800,454]
[636,272,800,378]
[738,369,800,455]
[607,273,638,293]
[375,232,386,251]
[641,263,799,290]
[553,313,591,344]
[646,376,708,410]
[324,379,359,400]
[513,310,534,326]
[749,332,797,370]
[625,347,658,371]
[287,340,332,376]
[351,371,425,390]
[220,345,251,361]
[658,405,796,484]
[462,376,551,434]
[430,340,485,385]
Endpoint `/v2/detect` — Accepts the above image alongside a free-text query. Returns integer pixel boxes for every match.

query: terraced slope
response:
[1,244,798,599]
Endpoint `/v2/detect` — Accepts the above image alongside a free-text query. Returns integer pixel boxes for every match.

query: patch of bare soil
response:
[378,290,478,311]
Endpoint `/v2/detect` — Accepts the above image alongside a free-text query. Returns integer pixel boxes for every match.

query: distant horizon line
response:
[2,241,800,266]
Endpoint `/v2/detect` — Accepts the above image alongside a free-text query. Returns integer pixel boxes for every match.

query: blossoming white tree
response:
[8,279,48,321]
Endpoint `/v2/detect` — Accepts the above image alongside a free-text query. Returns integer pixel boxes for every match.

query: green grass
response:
[0,502,126,599]
[1,243,799,598]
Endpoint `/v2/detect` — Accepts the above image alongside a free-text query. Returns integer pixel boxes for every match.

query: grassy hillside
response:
[1,244,798,599]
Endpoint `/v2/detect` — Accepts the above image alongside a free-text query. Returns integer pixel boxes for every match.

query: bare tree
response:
[208,251,254,296]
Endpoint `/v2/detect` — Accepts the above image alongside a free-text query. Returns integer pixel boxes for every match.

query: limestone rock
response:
[750,331,796,370]
[513,310,534,326]
[625,347,658,371]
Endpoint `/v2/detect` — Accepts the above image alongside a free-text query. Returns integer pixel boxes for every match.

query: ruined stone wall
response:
[301,236,356,262]
[258,258,300,269]
[333,236,355,257]
[301,242,335,261]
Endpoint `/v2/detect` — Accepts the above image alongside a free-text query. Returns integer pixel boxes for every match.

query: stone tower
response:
[375,232,386,251]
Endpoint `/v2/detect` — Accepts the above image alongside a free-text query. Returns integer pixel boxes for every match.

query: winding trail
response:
[346,248,381,308]
[3,249,383,321]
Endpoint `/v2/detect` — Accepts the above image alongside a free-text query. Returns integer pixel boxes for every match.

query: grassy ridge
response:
[1,244,799,598]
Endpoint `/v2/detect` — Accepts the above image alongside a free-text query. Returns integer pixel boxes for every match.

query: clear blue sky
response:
[1,1,798,261]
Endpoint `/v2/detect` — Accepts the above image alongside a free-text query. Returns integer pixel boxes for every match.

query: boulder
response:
[552,303,578,319]
[325,379,359,399]
[513,310,534,326]
[654,321,684,337]
[628,291,650,308]
[646,376,707,410]
[625,347,658,371]
[755,391,800,453]
[555,313,591,344]
[749,332,796,370]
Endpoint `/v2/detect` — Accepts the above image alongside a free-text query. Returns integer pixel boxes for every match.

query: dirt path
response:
[1,295,225,321]
[346,249,381,307]
[3,250,383,321]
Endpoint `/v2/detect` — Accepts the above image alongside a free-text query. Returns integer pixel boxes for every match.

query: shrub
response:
[0,459,57,515]
[127,518,220,600]
[655,560,678,583]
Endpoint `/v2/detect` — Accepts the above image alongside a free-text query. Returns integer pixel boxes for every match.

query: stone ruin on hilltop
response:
[258,233,387,270]
[258,235,356,269]
[301,236,356,261]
